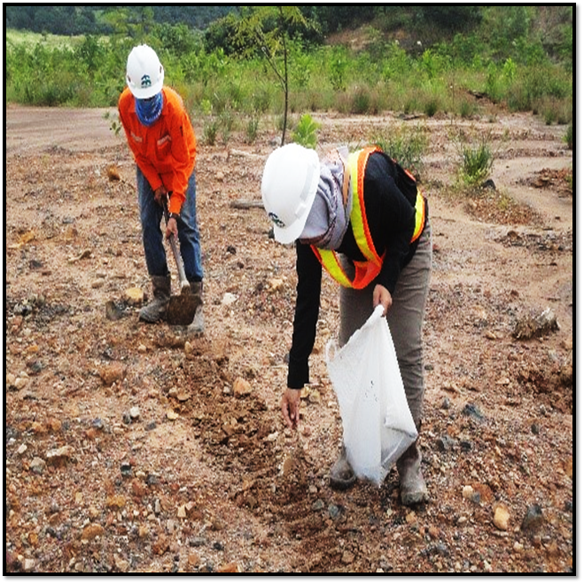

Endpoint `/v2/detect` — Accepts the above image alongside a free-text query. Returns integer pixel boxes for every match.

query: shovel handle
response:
[168,233,189,288]
[163,197,190,291]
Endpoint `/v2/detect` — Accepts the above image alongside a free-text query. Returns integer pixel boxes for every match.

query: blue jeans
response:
[137,167,203,282]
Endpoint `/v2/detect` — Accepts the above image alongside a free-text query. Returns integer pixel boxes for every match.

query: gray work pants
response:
[339,220,432,425]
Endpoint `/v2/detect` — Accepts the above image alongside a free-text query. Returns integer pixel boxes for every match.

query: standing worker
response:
[261,143,432,506]
[118,44,204,334]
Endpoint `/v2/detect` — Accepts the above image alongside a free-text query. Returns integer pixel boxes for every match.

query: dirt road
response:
[5,105,573,573]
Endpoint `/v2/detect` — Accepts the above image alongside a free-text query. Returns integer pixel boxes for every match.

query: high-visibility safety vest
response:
[311,146,426,289]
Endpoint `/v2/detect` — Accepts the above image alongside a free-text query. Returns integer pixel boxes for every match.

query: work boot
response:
[139,275,171,323]
[329,445,357,491]
[187,281,205,335]
[397,439,429,506]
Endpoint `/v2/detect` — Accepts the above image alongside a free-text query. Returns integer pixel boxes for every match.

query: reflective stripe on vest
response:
[348,146,383,265]
[312,147,426,290]
[411,186,426,243]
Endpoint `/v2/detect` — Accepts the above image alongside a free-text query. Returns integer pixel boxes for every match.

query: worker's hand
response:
[165,217,178,240]
[281,388,301,429]
[373,284,392,317]
[154,186,168,206]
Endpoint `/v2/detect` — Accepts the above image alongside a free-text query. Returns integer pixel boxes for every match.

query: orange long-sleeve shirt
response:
[118,86,197,215]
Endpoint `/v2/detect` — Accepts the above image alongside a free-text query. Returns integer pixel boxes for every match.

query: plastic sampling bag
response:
[326,305,418,485]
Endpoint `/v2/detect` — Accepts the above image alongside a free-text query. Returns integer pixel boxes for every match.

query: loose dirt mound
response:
[5,106,573,574]
[526,168,573,197]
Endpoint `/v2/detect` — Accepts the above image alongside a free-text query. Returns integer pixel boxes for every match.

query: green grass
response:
[372,124,429,179]
[457,138,494,187]
[4,24,573,131]
[6,29,84,48]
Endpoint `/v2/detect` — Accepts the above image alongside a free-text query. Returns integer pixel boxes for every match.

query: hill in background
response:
[4,5,236,35]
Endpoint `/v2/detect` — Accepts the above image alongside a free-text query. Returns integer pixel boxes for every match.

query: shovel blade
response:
[166,292,200,326]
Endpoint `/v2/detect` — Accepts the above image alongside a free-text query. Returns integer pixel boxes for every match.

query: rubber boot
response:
[397,438,429,506]
[139,275,171,323]
[329,445,357,491]
[187,281,205,335]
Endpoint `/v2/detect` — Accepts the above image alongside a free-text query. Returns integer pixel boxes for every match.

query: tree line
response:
[4,5,235,35]
[6,5,572,66]
[5,5,488,39]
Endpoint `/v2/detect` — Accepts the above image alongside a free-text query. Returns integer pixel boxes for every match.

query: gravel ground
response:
[5,105,574,574]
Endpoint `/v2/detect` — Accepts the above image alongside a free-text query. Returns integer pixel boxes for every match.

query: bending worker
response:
[118,44,204,334]
[261,143,432,506]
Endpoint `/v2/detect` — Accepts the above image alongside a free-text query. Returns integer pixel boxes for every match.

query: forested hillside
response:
[4,5,235,35]
[5,5,476,36]
[5,4,573,61]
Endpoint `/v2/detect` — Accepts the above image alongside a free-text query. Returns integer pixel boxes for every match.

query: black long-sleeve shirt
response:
[287,151,427,389]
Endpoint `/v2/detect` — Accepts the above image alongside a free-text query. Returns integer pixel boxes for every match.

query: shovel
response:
[162,197,199,326]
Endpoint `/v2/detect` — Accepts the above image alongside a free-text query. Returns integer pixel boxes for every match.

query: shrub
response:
[245,114,260,144]
[103,110,122,137]
[349,86,371,115]
[565,124,572,150]
[484,62,505,104]
[458,98,478,119]
[424,97,439,118]
[219,108,235,144]
[372,124,428,179]
[457,136,494,186]
[506,65,572,113]
[402,95,420,116]
[381,41,411,79]
[251,88,272,114]
[202,118,218,146]
[328,47,349,91]
[291,113,321,149]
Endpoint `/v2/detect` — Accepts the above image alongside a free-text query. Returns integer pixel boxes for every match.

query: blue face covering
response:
[135,91,163,127]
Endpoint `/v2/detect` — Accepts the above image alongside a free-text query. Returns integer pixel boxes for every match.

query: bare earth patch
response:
[5,105,573,574]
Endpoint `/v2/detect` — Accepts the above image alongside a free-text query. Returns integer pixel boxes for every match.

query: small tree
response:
[292,113,321,149]
[233,6,312,145]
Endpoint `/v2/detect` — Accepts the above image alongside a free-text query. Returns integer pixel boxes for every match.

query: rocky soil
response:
[5,104,573,574]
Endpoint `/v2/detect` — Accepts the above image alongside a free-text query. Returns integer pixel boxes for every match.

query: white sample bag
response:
[326,305,418,485]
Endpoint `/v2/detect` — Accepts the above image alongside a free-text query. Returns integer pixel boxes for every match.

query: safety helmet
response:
[261,144,320,244]
[126,45,164,99]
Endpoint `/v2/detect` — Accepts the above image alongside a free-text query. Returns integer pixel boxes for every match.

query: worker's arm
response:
[166,106,196,215]
[287,242,322,389]
[282,243,322,429]
[117,94,164,194]
[364,155,415,296]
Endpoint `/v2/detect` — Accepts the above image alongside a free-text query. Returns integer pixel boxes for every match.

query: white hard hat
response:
[126,45,164,99]
[261,144,320,244]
